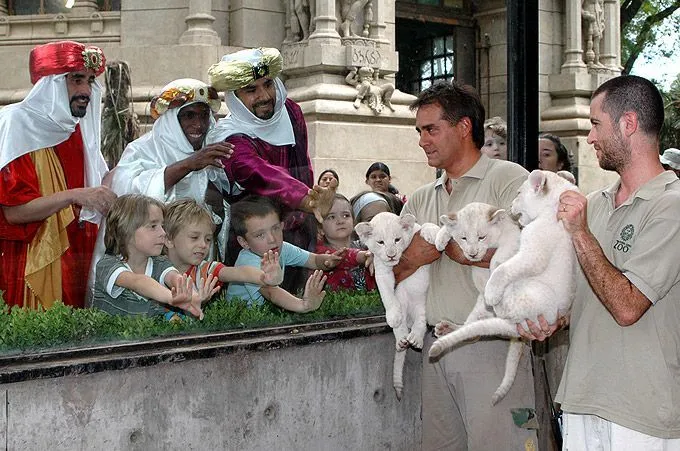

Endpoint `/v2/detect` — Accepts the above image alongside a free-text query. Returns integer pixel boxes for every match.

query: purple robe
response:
[222,99,316,291]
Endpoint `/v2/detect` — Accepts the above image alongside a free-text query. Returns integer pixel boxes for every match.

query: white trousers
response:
[563,413,680,451]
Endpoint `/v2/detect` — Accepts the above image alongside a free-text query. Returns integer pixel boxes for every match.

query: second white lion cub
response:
[355,212,439,400]
[429,170,578,405]
[434,202,521,328]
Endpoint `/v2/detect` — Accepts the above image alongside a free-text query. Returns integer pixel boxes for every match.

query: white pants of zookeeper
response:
[563,413,680,451]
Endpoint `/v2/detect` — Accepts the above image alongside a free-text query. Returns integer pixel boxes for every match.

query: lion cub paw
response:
[419,223,440,246]
[434,320,459,338]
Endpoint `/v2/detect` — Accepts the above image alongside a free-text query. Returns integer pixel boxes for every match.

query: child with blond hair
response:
[164,198,283,291]
[93,194,217,319]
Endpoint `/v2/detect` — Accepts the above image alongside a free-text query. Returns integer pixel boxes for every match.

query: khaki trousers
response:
[421,332,538,451]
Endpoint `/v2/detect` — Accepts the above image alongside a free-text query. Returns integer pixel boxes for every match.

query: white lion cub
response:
[429,170,578,405]
[355,212,439,400]
[433,202,521,330]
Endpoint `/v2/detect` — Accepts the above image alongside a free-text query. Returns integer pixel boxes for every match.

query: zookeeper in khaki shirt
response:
[396,80,536,451]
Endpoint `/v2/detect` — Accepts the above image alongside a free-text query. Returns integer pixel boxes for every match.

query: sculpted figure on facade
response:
[582,0,605,68]
[288,0,315,41]
[340,0,373,37]
[346,66,395,114]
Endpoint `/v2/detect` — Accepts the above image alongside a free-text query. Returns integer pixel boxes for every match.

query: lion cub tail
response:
[491,338,524,405]
[393,349,407,401]
[428,317,518,359]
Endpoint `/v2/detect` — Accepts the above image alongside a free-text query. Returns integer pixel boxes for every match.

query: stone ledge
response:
[0,315,389,385]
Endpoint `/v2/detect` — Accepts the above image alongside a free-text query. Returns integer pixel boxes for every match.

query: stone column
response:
[367,0,387,45]
[601,0,621,72]
[309,0,341,42]
[561,0,587,73]
[179,0,220,46]
[71,0,99,14]
[0,0,8,16]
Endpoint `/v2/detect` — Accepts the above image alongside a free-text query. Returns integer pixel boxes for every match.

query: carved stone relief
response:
[286,0,316,42]
[345,66,394,114]
[582,0,605,69]
[339,0,372,37]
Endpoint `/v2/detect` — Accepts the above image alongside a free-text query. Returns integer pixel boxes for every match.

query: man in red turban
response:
[0,40,116,309]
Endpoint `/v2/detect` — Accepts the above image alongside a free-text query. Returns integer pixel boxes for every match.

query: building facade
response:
[0,0,620,195]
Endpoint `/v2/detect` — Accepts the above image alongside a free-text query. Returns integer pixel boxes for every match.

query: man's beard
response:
[598,131,630,172]
[252,100,275,120]
[70,95,90,118]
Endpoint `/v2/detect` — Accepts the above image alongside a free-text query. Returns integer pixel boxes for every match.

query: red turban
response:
[29,40,106,84]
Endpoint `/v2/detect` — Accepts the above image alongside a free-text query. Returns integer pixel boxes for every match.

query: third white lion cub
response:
[429,170,578,405]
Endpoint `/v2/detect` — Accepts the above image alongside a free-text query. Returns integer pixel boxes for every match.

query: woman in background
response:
[538,133,573,173]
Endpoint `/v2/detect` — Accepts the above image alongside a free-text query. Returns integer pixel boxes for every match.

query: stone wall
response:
[0,320,422,450]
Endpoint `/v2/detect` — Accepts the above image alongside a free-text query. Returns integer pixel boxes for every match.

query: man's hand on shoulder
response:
[72,186,117,215]
[186,142,234,171]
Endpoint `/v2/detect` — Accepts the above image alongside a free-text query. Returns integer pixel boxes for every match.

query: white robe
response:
[111,103,237,260]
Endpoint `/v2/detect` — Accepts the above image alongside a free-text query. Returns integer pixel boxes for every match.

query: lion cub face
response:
[355,212,416,267]
[439,202,506,262]
[512,170,577,226]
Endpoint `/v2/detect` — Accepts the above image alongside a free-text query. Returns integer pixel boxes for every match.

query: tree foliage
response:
[660,74,680,151]
[621,0,680,74]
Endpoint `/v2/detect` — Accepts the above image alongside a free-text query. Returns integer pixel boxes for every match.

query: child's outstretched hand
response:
[302,270,327,311]
[260,250,284,286]
[195,273,220,305]
[171,274,204,319]
[322,247,347,270]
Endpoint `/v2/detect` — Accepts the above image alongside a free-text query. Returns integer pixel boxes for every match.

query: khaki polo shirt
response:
[401,155,528,325]
[556,172,680,438]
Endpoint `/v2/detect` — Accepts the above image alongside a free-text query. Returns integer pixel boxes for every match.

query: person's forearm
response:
[572,229,651,326]
[2,190,76,224]
[260,286,314,312]
[116,272,172,304]
[219,266,265,285]
[164,161,193,193]
[311,253,327,269]
[226,145,309,209]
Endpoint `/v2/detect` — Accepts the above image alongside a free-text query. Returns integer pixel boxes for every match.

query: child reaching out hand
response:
[227,195,346,312]
[163,199,284,291]
[92,194,218,319]
[318,194,375,292]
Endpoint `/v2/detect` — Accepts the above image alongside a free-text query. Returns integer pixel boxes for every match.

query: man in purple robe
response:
[207,47,335,293]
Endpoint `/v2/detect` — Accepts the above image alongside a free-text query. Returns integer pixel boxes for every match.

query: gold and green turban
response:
[150,78,221,120]
[208,47,283,92]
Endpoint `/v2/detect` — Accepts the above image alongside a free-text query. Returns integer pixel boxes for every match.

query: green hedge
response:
[0,290,384,354]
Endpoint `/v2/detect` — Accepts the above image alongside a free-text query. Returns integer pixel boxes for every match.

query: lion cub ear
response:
[528,169,548,194]
[399,213,416,231]
[354,222,373,240]
[440,213,457,227]
[556,170,576,186]
[489,208,506,224]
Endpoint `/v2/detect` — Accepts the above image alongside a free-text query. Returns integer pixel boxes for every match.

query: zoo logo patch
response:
[614,224,634,253]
